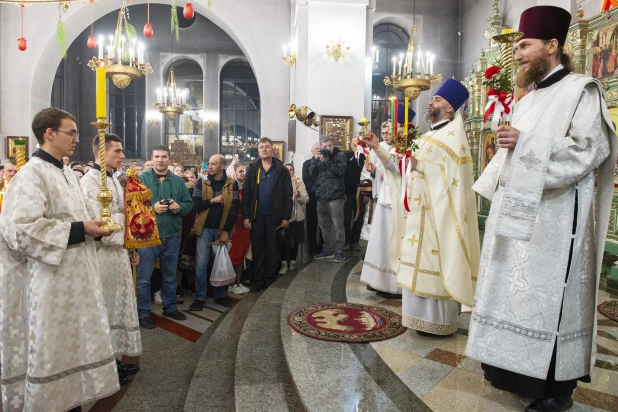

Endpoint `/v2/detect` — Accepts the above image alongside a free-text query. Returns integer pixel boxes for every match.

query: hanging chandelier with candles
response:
[87,1,153,89]
[152,67,191,120]
[383,1,442,100]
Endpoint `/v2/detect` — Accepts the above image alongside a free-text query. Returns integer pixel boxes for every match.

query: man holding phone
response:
[136,145,193,329]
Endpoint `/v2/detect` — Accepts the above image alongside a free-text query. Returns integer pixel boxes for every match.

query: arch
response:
[11,0,289,154]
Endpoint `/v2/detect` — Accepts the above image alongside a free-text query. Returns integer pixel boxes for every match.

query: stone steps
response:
[234,272,304,412]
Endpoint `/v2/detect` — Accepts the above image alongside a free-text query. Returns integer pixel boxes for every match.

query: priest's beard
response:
[424,106,447,124]
[516,54,551,88]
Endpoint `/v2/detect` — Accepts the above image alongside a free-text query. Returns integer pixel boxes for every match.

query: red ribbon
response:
[483,88,511,123]
[398,150,412,212]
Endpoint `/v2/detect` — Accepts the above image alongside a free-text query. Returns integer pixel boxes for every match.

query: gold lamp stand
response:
[91,118,122,232]
[357,118,371,164]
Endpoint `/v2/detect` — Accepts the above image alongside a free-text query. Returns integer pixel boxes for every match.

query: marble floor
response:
[11,253,616,412]
[347,261,618,412]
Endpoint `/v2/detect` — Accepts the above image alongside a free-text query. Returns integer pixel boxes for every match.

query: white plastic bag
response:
[211,242,236,287]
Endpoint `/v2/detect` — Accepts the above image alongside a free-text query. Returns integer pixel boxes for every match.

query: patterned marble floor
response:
[346,262,618,412]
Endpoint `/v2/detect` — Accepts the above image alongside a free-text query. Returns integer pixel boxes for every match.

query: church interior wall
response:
[0,0,290,160]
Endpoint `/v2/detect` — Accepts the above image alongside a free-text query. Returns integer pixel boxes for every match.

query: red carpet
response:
[287,302,406,343]
[598,300,618,323]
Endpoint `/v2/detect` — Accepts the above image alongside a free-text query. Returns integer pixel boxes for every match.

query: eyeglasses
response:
[53,129,79,139]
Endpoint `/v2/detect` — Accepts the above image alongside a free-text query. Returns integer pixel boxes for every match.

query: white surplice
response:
[0,156,119,412]
[360,142,401,294]
[466,74,618,380]
[81,168,142,358]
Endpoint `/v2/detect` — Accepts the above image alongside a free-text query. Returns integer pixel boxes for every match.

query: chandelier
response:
[152,68,191,120]
[383,1,441,100]
[87,2,153,89]
[325,39,350,62]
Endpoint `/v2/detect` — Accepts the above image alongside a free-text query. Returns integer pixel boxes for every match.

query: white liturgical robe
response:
[0,155,119,412]
[466,74,618,380]
[378,115,480,335]
[81,167,142,358]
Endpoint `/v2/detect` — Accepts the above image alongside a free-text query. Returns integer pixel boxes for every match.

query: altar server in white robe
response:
[365,80,480,336]
[361,107,414,298]
[0,108,119,412]
[465,6,618,412]
[81,133,142,386]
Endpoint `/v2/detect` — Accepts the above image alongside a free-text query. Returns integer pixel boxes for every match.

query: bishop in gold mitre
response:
[364,79,480,336]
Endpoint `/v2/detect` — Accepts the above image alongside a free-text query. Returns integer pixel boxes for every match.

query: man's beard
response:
[424,106,447,124]
[516,55,551,88]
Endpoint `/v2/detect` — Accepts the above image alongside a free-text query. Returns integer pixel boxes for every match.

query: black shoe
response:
[163,310,187,320]
[117,360,140,375]
[215,297,233,308]
[118,371,130,386]
[176,285,184,297]
[415,330,454,338]
[525,396,573,412]
[139,316,156,329]
[377,291,403,299]
[189,299,205,311]
[250,285,264,293]
[366,285,377,292]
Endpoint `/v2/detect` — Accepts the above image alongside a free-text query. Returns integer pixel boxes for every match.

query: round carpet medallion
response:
[598,300,618,323]
[287,302,406,343]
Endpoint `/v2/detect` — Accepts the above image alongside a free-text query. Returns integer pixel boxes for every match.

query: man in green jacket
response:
[136,145,193,329]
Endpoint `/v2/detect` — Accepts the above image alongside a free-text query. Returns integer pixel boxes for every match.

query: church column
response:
[292,0,370,164]
[203,52,219,160]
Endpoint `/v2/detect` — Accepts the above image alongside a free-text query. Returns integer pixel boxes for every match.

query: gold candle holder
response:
[91,117,122,232]
[492,30,524,109]
[14,139,26,170]
[358,118,371,164]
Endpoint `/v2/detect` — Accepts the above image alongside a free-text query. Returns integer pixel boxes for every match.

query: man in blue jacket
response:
[136,145,193,329]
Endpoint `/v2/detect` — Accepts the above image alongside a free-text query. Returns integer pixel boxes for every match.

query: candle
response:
[375,48,379,62]
[430,55,434,74]
[390,98,395,137]
[502,28,513,34]
[416,59,420,74]
[404,97,409,137]
[398,58,403,75]
[95,67,107,119]
[393,98,398,137]
[283,45,287,58]
[98,37,104,59]
[117,48,122,63]
[426,52,430,73]
[392,57,396,76]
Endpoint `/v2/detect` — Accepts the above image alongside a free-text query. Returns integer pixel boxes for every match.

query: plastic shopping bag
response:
[210,242,236,287]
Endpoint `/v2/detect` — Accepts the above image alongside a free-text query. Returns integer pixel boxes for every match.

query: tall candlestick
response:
[404,97,409,137]
[96,67,107,119]
[390,98,395,137]
[393,99,398,137]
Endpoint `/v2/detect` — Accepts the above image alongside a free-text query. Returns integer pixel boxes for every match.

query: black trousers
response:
[344,193,366,245]
[251,213,279,287]
[306,197,323,254]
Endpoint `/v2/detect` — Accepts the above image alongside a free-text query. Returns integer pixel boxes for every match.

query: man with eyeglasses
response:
[0,108,120,412]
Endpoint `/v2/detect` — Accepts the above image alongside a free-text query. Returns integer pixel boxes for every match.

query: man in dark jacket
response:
[242,137,293,293]
[343,137,367,251]
[136,145,194,329]
[309,136,347,262]
[302,143,323,255]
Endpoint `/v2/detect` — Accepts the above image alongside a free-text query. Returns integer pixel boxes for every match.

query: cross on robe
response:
[452,178,459,187]
[461,145,467,153]
[447,130,455,136]
[408,235,419,246]
[414,195,422,206]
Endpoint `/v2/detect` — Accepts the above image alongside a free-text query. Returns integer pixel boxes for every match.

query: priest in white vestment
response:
[361,108,414,297]
[465,7,618,412]
[0,108,119,412]
[365,79,480,336]
[81,133,142,386]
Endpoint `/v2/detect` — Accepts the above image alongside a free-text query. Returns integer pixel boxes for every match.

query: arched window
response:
[220,61,260,162]
[371,23,410,133]
[165,59,204,161]
[109,77,146,159]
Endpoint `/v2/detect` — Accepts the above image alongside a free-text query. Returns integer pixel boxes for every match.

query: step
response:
[234,272,304,412]
[183,292,259,412]
[280,257,431,412]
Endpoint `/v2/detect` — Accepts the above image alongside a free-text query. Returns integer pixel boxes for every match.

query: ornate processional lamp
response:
[492,28,523,109]
[152,67,191,120]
